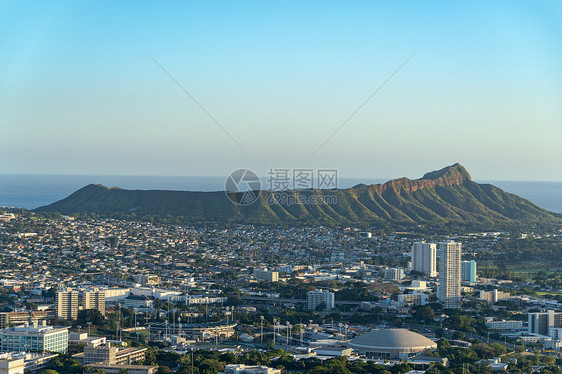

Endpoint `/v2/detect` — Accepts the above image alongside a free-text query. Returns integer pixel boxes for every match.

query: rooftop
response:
[348,329,437,350]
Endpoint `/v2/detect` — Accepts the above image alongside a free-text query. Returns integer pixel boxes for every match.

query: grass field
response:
[506,265,562,274]
[477,262,562,282]
[535,291,562,296]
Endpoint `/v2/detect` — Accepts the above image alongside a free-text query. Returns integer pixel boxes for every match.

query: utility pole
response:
[134,308,138,333]
[260,316,264,344]
[116,303,122,340]
[273,318,277,347]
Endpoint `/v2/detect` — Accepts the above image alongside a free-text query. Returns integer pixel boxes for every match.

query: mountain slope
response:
[35,164,561,228]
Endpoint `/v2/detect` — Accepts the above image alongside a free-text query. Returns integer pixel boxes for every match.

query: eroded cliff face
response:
[366,163,471,194]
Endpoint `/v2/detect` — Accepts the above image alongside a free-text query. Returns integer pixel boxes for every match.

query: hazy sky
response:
[1,1,561,181]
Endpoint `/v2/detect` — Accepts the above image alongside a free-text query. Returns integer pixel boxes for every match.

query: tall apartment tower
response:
[56,290,79,320]
[461,260,477,284]
[437,241,462,308]
[411,241,437,277]
[84,288,106,316]
[306,290,335,310]
[528,310,562,336]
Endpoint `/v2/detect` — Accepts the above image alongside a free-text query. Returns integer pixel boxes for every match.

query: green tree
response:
[38,370,59,374]
[413,305,435,321]
[77,309,105,326]
[452,331,466,340]
[157,366,171,374]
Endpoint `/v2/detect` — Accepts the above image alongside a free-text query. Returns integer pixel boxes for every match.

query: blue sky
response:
[1,1,561,181]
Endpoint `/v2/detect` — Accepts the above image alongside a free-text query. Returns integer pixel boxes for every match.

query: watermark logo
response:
[225,168,338,206]
[266,168,338,190]
[225,169,261,206]
[267,192,338,206]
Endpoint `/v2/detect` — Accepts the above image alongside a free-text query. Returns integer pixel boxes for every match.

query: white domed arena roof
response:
[348,328,437,350]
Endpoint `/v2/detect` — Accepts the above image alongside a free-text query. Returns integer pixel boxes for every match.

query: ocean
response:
[0,174,561,214]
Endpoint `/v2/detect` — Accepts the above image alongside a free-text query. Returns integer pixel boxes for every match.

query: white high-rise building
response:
[56,290,79,320]
[254,268,279,282]
[411,242,437,277]
[437,241,462,308]
[84,288,106,316]
[307,290,335,310]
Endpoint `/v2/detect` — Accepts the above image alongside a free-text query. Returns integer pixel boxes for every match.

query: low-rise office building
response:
[88,363,158,374]
[0,322,69,354]
[224,364,281,374]
[397,292,429,307]
[0,311,52,329]
[73,343,147,365]
[0,352,58,374]
[485,320,523,331]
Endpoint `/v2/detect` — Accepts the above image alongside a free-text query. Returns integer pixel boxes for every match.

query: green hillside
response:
[35,164,561,229]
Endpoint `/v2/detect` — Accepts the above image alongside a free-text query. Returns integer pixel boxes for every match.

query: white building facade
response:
[437,241,462,308]
[411,242,437,277]
[306,290,335,310]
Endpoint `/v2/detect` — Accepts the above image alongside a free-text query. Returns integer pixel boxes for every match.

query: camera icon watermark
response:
[224,169,261,206]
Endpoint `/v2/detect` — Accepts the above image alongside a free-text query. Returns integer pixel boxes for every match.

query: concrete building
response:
[397,292,429,307]
[437,241,462,308]
[461,260,477,284]
[528,310,562,336]
[359,232,372,239]
[485,320,523,331]
[122,295,154,308]
[254,269,279,282]
[549,327,562,341]
[73,343,147,365]
[101,288,131,302]
[84,288,106,316]
[0,311,51,329]
[0,213,16,222]
[0,357,23,374]
[278,265,293,274]
[0,352,58,374]
[347,329,437,360]
[89,364,158,374]
[313,346,354,357]
[479,289,510,303]
[384,267,405,281]
[307,290,335,311]
[56,289,79,320]
[185,296,227,305]
[147,321,236,341]
[69,332,107,348]
[133,274,161,286]
[408,280,428,290]
[0,322,69,354]
[224,364,281,374]
[411,242,437,277]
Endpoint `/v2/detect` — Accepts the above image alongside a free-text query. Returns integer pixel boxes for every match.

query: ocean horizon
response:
[1,174,561,214]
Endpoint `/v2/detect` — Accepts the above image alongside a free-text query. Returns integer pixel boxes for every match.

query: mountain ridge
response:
[35,164,561,229]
